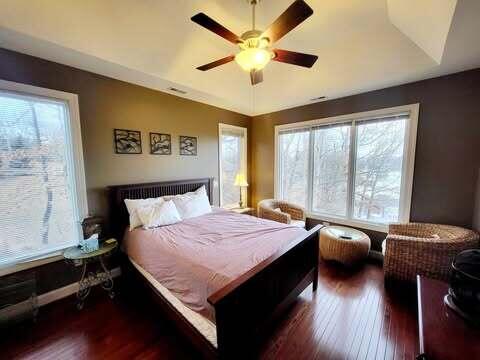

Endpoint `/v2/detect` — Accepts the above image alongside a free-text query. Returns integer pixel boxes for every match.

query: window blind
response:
[0,90,82,266]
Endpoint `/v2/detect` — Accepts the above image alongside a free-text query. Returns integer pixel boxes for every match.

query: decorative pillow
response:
[137,200,181,229]
[124,197,164,230]
[172,186,212,219]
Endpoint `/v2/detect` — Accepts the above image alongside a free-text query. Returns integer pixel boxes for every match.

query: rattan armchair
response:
[383,223,479,283]
[257,199,306,227]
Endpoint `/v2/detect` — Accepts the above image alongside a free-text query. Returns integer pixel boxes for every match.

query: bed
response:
[109,178,322,359]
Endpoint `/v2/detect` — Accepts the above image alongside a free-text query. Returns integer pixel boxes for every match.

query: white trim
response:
[38,267,121,307]
[308,213,389,232]
[274,104,419,232]
[218,123,248,208]
[0,79,88,267]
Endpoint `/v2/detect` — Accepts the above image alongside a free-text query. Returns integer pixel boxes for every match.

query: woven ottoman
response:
[320,226,371,266]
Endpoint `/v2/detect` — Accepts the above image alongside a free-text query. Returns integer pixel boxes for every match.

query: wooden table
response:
[416,275,480,359]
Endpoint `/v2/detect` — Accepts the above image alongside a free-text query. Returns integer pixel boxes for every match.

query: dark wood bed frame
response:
[109,178,322,359]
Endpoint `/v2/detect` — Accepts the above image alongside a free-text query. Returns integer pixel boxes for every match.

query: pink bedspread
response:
[124,208,306,322]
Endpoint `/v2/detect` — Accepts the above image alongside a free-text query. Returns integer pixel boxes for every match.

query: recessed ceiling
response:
[0,0,479,116]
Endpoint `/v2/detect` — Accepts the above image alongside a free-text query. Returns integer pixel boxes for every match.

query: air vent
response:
[167,87,187,95]
[310,96,326,101]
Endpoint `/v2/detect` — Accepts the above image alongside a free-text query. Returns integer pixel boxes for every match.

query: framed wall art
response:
[113,129,142,154]
[179,135,197,156]
[150,133,171,155]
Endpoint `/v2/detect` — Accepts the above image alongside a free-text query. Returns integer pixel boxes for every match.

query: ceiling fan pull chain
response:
[251,0,256,31]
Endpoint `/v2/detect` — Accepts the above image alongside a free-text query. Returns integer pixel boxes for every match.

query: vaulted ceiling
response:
[1,0,479,116]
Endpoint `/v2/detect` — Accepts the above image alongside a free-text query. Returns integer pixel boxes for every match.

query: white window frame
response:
[0,79,88,273]
[218,123,248,208]
[274,104,419,232]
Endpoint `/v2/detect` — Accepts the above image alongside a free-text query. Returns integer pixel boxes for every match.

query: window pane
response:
[220,130,244,207]
[353,118,407,223]
[312,124,351,216]
[278,131,310,208]
[0,92,79,265]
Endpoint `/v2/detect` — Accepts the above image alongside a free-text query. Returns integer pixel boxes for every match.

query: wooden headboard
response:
[108,178,214,240]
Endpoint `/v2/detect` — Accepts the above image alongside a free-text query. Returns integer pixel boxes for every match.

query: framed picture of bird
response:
[150,132,171,155]
[113,129,142,154]
[179,135,197,156]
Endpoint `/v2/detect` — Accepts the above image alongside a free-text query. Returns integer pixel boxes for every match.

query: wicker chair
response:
[383,223,479,283]
[257,199,306,227]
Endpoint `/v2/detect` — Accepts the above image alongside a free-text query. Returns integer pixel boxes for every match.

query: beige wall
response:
[0,48,250,218]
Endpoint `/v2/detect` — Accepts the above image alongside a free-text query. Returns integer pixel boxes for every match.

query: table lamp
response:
[234,173,248,208]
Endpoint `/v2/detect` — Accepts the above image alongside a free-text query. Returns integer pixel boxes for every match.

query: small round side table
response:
[319,226,370,266]
[64,239,117,310]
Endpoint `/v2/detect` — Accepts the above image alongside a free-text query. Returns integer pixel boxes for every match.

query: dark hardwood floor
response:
[2,262,418,359]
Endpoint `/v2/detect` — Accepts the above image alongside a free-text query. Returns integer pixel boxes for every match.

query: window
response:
[277,129,310,208]
[0,80,87,267]
[219,124,247,208]
[275,105,418,231]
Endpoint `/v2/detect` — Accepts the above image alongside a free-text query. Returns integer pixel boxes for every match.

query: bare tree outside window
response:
[221,133,242,206]
[277,111,412,227]
[0,92,77,265]
[312,124,350,216]
[278,131,310,208]
[353,119,406,223]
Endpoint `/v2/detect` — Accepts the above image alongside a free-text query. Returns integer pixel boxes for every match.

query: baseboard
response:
[37,267,121,307]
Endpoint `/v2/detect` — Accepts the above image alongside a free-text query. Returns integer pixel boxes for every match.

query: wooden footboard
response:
[209,224,322,359]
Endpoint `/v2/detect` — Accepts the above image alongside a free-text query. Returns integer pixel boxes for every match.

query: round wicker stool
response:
[320,226,371,266]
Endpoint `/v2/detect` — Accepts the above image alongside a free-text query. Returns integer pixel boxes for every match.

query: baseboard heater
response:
[0,267,121,328]
[0,273,38,328]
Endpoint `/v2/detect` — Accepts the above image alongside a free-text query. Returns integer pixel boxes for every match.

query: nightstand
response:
[230,207,256,216]
[64,239,117,310]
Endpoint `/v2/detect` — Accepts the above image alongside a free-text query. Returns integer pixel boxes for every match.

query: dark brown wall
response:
[252,69,480,232]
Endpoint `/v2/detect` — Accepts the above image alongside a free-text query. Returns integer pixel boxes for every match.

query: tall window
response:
[275,105,418,231]
[0,80,87,267]
[219,124,247,208]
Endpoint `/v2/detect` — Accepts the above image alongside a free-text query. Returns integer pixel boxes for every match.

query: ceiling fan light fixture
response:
[235,47,273,72]
[192,0,317,84]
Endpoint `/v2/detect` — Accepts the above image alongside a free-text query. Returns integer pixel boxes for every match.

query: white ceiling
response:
[0,0,479,116]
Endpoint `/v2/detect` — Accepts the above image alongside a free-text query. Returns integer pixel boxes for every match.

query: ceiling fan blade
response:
[250,70,263,85]
[191,13,240,44]
[196,55,235,71]
[273,49,318,68]
[261,0,314,44]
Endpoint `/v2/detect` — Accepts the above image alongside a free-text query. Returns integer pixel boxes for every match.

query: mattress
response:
[123,208,306,322]
[129,258,218,348]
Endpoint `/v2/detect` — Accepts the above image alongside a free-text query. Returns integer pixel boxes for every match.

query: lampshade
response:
[235,48,273,72]
[234,173,249,187]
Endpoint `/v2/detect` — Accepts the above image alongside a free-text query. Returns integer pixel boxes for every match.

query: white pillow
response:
[173,186,212,219]
[137,200,181,229]
[124,197,164,230]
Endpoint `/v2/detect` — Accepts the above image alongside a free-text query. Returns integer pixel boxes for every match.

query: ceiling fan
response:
[191,0,318,86]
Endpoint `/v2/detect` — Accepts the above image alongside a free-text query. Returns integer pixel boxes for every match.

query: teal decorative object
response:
[80,234,99,253]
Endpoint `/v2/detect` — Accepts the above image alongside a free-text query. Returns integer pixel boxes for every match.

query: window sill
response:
[0,252,64,277]
[307,213,389,233]
[222,204,241,210]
